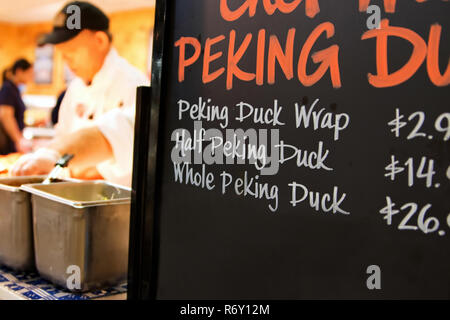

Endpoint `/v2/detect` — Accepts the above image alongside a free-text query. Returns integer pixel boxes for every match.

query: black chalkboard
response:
[129,0,450,299]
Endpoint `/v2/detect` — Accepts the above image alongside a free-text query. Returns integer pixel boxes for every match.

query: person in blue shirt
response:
[0,59,34,155]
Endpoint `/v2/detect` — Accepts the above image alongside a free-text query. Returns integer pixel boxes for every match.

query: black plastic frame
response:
[127,0,169,300]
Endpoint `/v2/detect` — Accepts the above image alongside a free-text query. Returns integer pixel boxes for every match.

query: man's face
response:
[55,30,105,82]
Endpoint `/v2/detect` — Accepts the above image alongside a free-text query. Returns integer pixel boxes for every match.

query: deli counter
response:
[0,154,130,300]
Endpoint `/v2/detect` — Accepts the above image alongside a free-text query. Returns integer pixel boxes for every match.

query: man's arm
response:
[50,126,113,170]
[11,126,113,176]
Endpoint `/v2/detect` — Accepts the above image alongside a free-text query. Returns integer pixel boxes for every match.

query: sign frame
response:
[127,0,450,300]
[127,0,169,300]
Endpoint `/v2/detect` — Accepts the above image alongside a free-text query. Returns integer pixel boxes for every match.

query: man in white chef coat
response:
[12,1,149,187]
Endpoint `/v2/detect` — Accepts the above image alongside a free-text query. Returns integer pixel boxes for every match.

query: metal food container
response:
[21,181,131,292]
[0,176,67,271]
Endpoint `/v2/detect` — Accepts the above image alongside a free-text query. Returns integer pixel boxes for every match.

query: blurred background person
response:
[0,67,12,153]
[51,89,67,125]
[2,68,12,83]
[0,59,34,155]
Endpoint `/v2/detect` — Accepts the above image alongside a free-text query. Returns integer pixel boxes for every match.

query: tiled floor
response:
[0,265,127,300]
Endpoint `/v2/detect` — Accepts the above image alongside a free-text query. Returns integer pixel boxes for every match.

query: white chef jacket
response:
[56,48,149,187]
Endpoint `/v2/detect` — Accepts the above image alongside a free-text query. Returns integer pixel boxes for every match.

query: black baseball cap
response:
[38,1,109,46]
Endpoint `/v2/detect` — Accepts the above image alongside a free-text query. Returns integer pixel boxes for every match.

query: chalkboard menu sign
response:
[129,0,450,299]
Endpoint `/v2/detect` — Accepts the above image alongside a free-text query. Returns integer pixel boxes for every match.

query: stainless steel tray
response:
[0,176,67,271]
[21,181,131,292]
